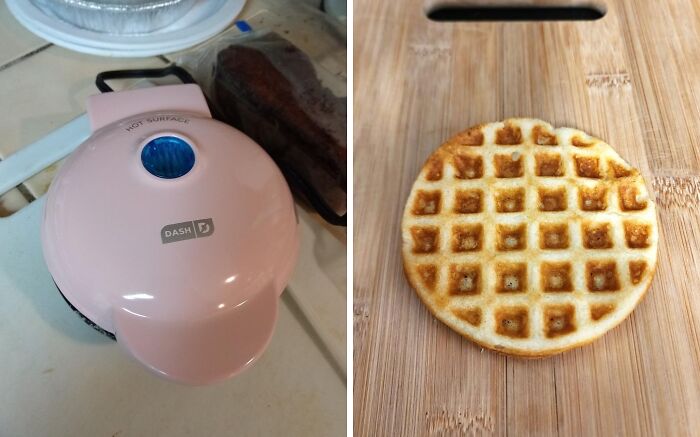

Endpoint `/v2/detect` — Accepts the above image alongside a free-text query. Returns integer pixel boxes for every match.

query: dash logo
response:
[161,218,215,244]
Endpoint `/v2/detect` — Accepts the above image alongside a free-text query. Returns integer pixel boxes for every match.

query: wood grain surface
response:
[353,0,700,435]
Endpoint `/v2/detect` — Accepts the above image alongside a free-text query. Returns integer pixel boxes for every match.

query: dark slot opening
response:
[427,5,605,21]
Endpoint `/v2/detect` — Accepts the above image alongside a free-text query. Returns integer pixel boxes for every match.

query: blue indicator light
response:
[141,136,195,179]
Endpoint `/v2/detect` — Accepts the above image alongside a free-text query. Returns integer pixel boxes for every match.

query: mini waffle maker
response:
[41,68,299,385]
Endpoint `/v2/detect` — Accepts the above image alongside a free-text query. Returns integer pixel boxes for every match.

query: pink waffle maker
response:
[41,80,299,385]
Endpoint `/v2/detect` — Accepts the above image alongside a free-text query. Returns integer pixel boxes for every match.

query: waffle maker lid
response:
[41,83,299,384]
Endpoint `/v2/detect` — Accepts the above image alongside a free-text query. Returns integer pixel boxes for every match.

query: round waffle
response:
[401,119,658,357]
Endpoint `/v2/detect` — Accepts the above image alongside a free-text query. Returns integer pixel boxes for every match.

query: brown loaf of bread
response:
[211,32,347,216]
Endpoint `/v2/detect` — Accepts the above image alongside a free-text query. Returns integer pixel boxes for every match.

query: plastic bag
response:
[178,4,347,221]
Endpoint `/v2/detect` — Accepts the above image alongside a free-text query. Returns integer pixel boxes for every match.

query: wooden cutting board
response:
[353,1,700,435]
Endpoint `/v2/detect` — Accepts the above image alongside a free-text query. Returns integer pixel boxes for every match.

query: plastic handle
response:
[87,84,211,132]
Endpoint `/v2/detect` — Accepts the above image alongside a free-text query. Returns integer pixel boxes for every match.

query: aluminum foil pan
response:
[30,0,198,34]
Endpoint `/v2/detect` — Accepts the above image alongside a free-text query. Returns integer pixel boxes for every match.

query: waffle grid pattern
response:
[402,119,658,356]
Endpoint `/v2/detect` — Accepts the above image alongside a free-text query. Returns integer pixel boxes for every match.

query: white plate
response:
[6,0,246,57]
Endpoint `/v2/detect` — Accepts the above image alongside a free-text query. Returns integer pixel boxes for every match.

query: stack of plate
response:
[6,0,246,57]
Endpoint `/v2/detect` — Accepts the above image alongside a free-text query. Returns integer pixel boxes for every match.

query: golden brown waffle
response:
[401,119,658,357]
